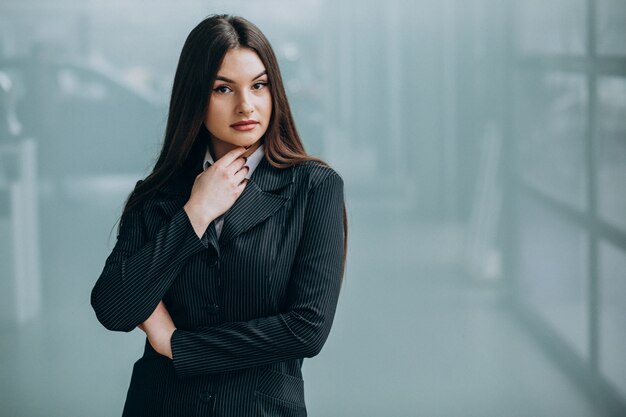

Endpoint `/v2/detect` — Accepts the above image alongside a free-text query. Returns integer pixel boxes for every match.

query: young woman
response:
[91,14,347,417]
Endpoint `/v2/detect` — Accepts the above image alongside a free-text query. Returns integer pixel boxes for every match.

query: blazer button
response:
[203,303,220,315]
[199,391,213,403]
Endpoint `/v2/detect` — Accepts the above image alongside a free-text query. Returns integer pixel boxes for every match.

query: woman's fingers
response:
[153,301,171,321]
[234,164,250,181]
[232,168,249,190]
[135,302,175,357]
[187,146,253,221]
[225,157,246,177]
[138,300,171,331]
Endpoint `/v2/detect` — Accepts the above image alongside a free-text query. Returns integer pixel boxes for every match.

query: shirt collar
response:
[203,143,265,180]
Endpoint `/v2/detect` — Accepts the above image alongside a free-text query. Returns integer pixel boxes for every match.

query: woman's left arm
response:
[168,171,345,378]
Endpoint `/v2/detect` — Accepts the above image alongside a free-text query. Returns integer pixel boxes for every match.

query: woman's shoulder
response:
[126,175,186,212]
[292,159,343,191]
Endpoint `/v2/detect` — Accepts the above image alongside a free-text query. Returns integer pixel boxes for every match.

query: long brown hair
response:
[117,14,348,278]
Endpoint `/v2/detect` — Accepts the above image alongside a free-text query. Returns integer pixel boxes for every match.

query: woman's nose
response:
[237,95,254,115]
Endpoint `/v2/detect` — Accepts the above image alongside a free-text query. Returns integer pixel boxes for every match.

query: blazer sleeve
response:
[91,181,209,332]
[170,171,345,378]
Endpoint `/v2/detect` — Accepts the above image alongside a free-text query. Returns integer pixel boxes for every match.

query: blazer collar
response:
[157,156,294,252]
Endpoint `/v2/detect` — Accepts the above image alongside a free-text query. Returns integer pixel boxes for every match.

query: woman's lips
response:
[231,122,258,131]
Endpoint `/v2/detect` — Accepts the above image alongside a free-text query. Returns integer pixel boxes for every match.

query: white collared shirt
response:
[203,144,264,238]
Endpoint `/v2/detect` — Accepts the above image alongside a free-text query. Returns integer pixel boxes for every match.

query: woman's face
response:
[204,47,272,151]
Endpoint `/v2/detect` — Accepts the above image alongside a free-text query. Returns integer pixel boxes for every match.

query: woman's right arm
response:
[90,181,209,333]
[93,148,249,333]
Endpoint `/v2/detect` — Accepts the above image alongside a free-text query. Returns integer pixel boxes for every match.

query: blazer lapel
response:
[219,157,294,247]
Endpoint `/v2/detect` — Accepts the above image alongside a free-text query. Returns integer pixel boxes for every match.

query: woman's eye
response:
[253,82,268,90]
[214,85,232,94]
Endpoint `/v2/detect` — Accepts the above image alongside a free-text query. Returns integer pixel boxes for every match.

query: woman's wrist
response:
[183,202,216,238]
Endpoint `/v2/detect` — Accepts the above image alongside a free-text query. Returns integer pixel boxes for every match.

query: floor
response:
[0,178,615,417]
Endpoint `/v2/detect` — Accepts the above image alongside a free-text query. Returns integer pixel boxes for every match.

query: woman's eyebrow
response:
[215,70,267,83]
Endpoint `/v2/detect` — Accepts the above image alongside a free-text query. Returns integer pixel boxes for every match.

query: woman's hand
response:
[137,300,176,359]
[184,146,250,238]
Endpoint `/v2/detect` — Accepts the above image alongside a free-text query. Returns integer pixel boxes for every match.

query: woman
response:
[91,14,347,417]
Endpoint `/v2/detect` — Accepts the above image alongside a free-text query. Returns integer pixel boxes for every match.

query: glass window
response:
[516,195,589,359]
[596,0,626,56]
[596,76,626,232]
[599,241,626,397]
[514,70,588,210]
[515,0,586,55]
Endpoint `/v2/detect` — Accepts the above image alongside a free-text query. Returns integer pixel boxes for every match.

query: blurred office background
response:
[0,0,625,416]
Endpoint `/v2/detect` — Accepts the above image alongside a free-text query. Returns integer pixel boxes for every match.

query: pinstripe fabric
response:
[91,156,345,417]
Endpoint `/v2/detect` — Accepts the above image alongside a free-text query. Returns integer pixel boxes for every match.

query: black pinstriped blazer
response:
[91,156,345,417]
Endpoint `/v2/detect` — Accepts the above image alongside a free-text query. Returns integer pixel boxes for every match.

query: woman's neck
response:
[209,137,261,161]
